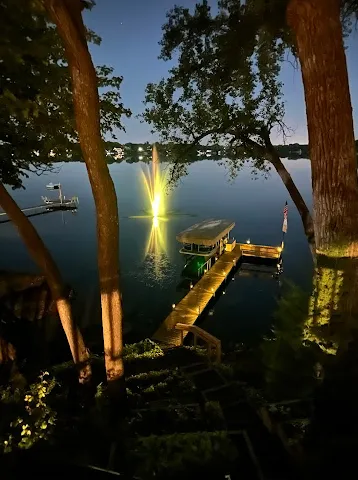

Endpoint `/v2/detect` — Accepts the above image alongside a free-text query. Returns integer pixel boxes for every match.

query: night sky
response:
[84,0,358,144]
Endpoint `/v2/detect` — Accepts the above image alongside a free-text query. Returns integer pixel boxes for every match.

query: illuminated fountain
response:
[141,143,168,221]
[140,144,170,281]
[130,144,193,282]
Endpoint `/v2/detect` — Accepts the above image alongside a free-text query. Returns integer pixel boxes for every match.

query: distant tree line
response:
[59,140,358,163]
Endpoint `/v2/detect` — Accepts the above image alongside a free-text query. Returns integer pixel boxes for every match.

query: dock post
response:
[194,334,197,348]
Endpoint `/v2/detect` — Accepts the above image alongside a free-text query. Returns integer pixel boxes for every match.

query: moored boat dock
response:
[153,239,282,346]
[153,244,243,346]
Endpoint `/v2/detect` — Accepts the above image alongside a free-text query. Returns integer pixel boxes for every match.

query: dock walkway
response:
[0,201,77,224]
[152,243,282,346]
[152,245,242,346]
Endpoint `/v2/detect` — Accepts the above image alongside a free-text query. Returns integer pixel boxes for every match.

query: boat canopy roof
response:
[176,219,235,246]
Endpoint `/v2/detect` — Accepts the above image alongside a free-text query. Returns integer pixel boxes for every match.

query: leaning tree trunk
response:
[262,133,315,253]
[44,0,125,392]
[269,151,316,255]
[287,0,358,254]
[0,183,91,382]
[245,134,315,254]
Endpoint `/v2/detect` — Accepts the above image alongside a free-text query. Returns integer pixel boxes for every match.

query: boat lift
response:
[0,183,79,223]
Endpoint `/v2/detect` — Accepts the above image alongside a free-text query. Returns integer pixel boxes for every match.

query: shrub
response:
[129,431,237,478]
[0,372,57,453]
[123,339,164,362]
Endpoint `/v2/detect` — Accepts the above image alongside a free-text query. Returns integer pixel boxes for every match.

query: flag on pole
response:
[46,183,60,190]
[282,202,288,233]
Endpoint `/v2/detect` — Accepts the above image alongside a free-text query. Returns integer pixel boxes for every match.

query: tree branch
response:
[167,127,228,185]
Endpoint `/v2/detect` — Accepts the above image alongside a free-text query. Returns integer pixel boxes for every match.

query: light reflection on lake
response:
[142,216,172,285]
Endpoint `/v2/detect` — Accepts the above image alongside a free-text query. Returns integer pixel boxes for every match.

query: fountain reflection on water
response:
[141,144,171,282]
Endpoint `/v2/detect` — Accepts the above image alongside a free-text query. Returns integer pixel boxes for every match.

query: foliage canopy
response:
[0,0,130,188]
[143,0,291,182]
[144,0,358,182]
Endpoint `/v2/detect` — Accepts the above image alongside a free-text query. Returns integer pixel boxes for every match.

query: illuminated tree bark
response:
[284,2,358,465]
[287,0,358,254]
[287,0,358,344]
[0,336,16,364]
[0,183,91,382]
[44,0,125,391]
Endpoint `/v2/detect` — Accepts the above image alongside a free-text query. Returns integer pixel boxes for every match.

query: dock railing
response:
[174,323,222,363]
[238,243,281,259]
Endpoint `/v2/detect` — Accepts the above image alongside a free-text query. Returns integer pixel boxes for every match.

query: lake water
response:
[1,159,313,349]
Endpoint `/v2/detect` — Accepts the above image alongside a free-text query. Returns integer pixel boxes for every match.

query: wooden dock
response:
[153,245,242,346]
[152,243,282,346]
[0,200,78,224]
[238,243,282,260]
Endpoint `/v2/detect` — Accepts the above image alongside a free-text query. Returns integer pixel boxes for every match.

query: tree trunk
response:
[44,0,125,390]
[244,134,315,253]
[287,0,358,341]
[264,137,315,253]
[287,0,358,255]
[0,183,91,382]
[286,2,358,458]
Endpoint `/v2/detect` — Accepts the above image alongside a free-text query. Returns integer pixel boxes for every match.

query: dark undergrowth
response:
[0,340,250,479]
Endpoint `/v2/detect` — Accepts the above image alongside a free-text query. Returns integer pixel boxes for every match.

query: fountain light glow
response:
[130,144,194,282]
[141,144,168,220]
[152,194,161,219]
[139,145,170,281]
